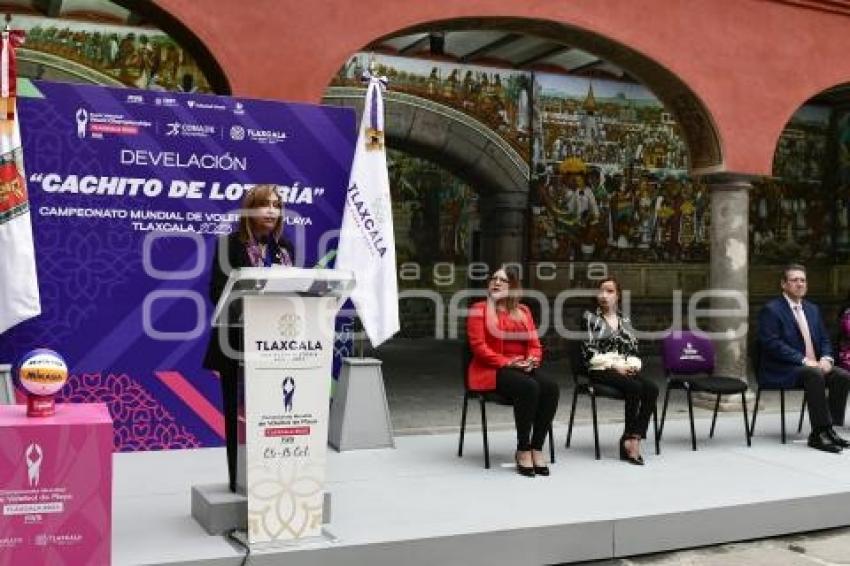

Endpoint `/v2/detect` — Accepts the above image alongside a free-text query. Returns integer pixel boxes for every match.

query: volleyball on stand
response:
[17,349,69,417]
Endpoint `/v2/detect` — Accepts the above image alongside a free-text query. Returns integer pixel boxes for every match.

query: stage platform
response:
[114,414,850,566]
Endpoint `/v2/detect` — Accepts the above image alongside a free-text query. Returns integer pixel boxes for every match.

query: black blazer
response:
[202,232,295,376]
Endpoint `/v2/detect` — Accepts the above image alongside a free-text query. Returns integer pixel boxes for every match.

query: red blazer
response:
[466,300,543,391]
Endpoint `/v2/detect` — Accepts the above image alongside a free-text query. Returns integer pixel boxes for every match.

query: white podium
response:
[212,267,352,544]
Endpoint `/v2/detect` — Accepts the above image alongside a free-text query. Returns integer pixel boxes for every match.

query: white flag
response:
[0,114,40,335]
[336,73,399,347]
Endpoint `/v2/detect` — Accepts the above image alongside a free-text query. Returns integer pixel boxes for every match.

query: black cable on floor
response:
[226,529,251,566]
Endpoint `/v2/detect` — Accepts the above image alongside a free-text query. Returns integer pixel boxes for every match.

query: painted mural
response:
[389,149,479,267]
[833,109,850,261]
[528,73,700,262]
[751,105,833,264]
[332,52,531,159]
[12,13,211,92]
[336,54,844,270]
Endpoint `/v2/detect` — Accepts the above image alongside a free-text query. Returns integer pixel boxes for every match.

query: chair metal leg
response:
[709,393,721,438]
[798,392,807,433]
[566,387,579,448]
[548,426,555,464]
[742,391,751,446]
[653,407,660,455]
[458,394,469,457]
[686,388,697,451]
[751,387,761,435]
[659,386,672,441]
[590,392,601,460]
[480,398,490,469]
[780,389,787,444]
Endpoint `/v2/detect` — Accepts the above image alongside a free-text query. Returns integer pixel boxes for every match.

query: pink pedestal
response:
[0,403,113,566]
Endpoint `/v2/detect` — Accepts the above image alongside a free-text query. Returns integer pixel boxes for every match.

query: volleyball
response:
[17,349,69,397]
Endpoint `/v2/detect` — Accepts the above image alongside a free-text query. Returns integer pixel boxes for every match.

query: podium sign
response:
[214,267,352,544]
[243,295,337,542]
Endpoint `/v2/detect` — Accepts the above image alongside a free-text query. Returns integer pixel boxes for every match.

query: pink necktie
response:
[793,305,816,362]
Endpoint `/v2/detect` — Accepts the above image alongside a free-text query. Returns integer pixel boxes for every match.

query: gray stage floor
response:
[113,414,850,566]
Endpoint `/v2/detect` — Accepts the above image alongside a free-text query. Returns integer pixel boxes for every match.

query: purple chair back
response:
[662,331,715,375]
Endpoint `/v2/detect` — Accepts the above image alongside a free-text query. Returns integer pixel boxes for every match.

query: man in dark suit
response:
[757,264,850,453]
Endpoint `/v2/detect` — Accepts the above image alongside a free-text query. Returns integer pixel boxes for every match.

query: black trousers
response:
[220,368,239,492]
[495,368,560,451]
[795,365,850,430]
[590,370,658,437]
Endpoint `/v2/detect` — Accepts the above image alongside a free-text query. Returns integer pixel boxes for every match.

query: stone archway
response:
[323,87,529,194]
[343,16,724,174]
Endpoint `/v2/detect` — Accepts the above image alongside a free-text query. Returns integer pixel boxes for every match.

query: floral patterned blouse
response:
[580,308,640,369]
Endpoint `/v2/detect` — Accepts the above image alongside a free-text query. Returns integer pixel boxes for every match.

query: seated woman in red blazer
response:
[467,266,560,477]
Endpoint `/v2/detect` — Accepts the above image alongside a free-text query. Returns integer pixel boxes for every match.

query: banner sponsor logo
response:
[246,128,287,144]
[33,533,83,547]
[154,96,178,107]
[186,99,226,111]
[164,121,217,138]
[76,109,153,139]
[0,537,23,548]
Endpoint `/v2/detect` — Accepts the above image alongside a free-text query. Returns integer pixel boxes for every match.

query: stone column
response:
[705,173,752,380]
[478,190,528,270]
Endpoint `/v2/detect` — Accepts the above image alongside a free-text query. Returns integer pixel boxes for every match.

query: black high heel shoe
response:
[619,436,645,466]
[531,451,550,476]
[515,453,535,477]
[533,463,550,476]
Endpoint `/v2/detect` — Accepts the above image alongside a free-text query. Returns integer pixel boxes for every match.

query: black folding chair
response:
[565,341,660,459]
[458,341,555,469]
[658,331,750,450]
[749,341,807,443]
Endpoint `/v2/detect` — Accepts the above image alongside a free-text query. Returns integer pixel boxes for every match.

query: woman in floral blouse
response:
[581,277,658,464]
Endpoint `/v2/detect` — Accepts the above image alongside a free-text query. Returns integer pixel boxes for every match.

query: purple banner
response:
[0,81,356,451]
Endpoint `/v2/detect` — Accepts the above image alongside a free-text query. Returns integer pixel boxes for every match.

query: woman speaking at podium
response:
[203,184,295,493]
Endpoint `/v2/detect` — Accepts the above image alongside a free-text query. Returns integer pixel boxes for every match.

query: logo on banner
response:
[75,108,88,138]
[229,125,246,141]
[25,443,43,487]
[164,122,217,138]
[34,533,83,547]
[186,99,226,111]
[73,109,152,138]
[282,376,295,412]
[126,94,144,104]
[245,128,287,144]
